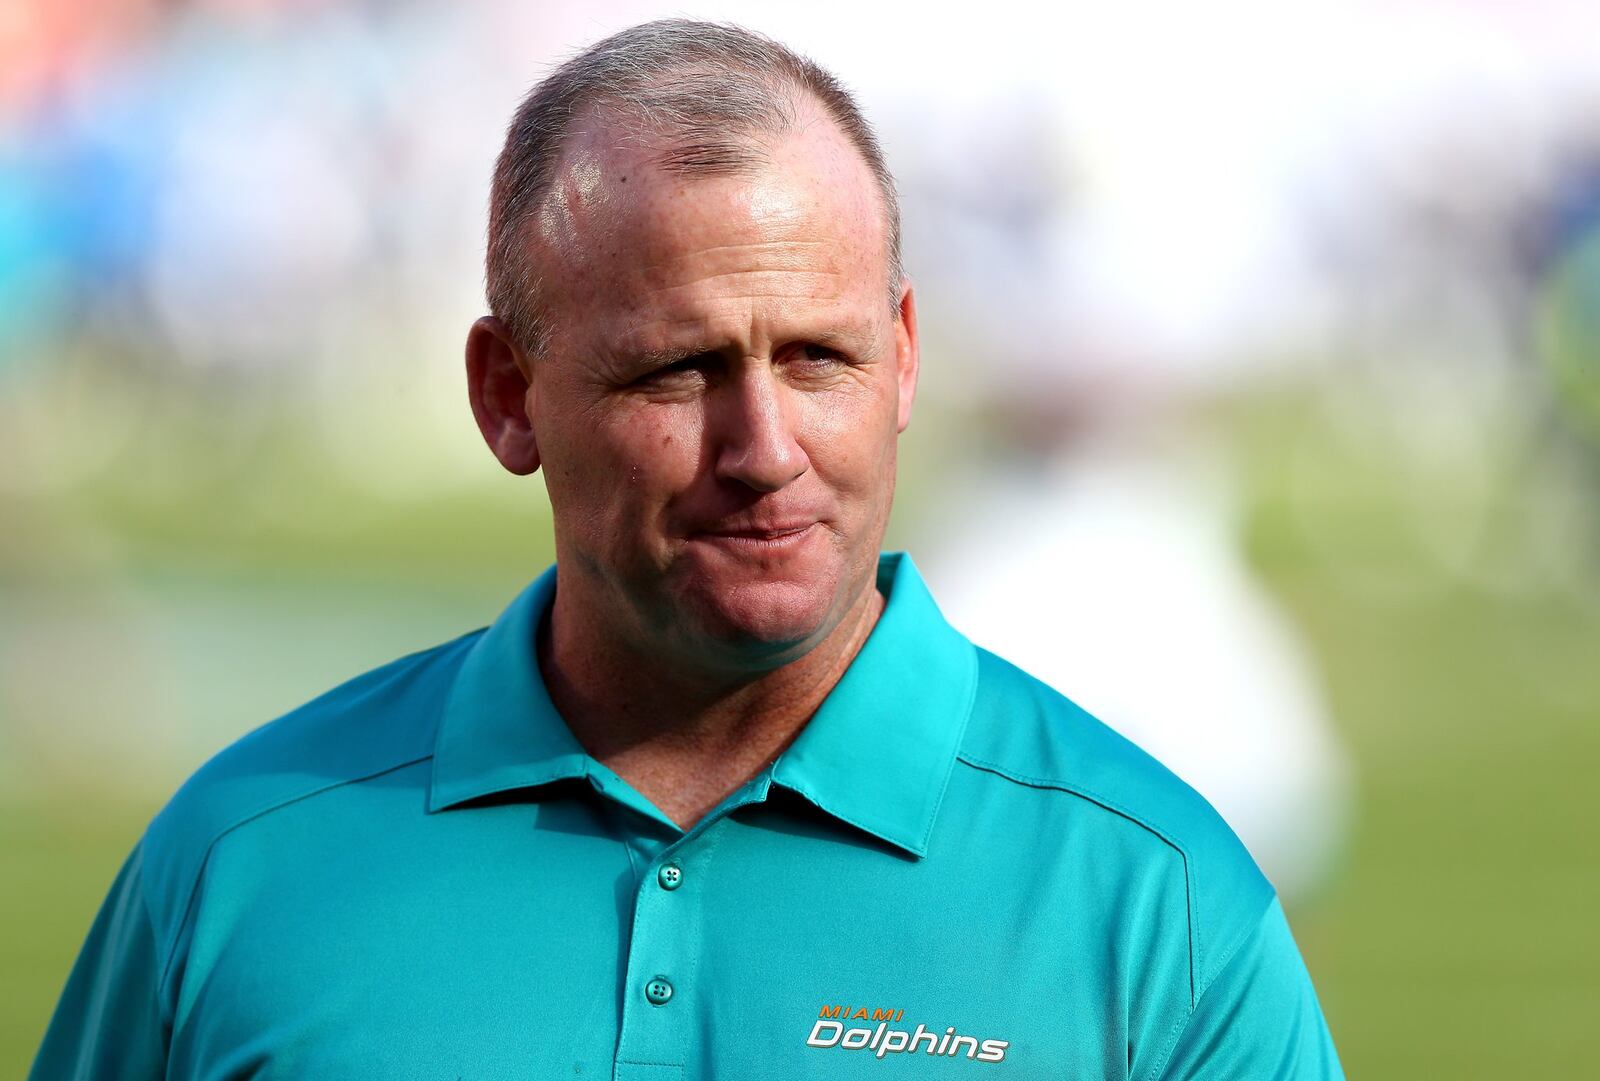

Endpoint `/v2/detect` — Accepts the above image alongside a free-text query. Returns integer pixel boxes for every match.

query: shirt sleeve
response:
[1151,896,1344,1080]
[29,840,170,1081]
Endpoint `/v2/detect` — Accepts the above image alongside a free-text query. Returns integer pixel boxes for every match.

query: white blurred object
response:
[925,442,1352,903]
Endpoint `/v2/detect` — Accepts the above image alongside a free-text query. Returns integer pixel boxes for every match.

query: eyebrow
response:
[627,345,717,370]
[617,325,880,371]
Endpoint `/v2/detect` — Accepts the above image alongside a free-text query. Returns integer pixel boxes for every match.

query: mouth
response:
[688,521,819,550]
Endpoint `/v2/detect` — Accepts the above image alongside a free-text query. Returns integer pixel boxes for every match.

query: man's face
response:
[511,106,918,668]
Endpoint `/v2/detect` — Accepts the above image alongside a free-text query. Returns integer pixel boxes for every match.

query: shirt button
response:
[657,862,683,891]
[644,977,674,1006]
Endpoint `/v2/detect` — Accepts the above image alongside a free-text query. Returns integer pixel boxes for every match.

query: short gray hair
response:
[486,19,903,354]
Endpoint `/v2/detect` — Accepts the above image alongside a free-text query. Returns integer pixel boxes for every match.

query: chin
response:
[678,576,845,665]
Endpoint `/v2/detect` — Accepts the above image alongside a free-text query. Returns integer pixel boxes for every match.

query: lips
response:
[685,520,823,553]
[696,523,815,540]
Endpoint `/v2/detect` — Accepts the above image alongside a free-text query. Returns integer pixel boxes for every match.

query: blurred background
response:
[3,0,1599,1075]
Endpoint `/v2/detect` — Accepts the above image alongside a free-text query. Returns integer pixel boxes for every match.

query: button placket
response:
[613,775,769,1079]
[615,835,713,1075]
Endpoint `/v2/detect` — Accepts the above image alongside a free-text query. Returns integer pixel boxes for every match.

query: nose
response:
[712,364,810,492]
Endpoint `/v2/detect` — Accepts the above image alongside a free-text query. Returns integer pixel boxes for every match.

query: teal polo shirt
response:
[33,553,1342,1080]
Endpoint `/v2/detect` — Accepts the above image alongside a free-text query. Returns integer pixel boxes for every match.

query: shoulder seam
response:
[955,750,1187,851]
[956,750,1199,1006]
[156,753,433,1000]
[1141,894,1280,1081]
[126,840,175,1036]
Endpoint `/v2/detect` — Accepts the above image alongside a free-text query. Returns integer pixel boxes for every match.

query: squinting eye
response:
[796,343,843,365]
[639,352,714,385]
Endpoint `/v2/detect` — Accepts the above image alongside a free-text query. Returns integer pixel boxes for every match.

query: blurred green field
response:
[1266,587,1600,1075]
[1240,393,1600,1076]
[3,387,1598,1077]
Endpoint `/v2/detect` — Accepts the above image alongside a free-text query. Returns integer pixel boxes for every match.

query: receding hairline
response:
[484,19,903,355]
[525,97,898,328]
[539,89,893,233]
[553,88,798,180]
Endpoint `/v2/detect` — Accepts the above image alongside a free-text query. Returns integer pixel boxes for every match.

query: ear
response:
[465,315,541,475]
[892,278,921,434]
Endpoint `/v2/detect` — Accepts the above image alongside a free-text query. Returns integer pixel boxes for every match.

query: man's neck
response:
[538,581,887,830]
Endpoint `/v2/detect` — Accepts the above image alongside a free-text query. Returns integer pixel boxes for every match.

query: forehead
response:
[533,106,890,343]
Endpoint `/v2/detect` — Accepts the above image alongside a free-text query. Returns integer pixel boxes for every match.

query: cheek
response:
[800,379,900,491]
[619,404,705,476]
[577,402,705,505]
[545,389,696,466]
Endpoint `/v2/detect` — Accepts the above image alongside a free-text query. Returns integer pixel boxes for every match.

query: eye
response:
[792,343,846,367]
[636,351,717,386]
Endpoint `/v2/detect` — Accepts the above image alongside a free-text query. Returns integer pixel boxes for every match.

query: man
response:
[33,20,1343,1080]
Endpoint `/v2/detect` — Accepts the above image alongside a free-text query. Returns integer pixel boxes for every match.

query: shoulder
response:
[135,630,481,964]
[954,644,1275,999]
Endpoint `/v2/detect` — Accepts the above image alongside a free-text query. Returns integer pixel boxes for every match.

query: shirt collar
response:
[427,566,586,813]
[428,552,977,858]
[768,553,977,856]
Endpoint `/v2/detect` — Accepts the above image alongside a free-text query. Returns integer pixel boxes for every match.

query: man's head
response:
[466,19,919,673]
